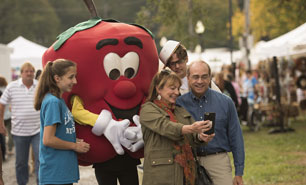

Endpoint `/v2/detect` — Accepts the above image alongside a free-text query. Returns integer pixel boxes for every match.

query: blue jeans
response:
[13,133,40,185]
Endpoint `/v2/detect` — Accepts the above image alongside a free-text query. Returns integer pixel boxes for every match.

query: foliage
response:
[0,0,305,49]
[232,0,306,44]
[234,116,306,184]
[48,0,89,31]
[96,0,146,23]
[0,0,146,47]
[136,0,239,50]
[0,0,60,46]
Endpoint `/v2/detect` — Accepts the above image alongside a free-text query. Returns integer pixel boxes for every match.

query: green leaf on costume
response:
[53,17,102,51]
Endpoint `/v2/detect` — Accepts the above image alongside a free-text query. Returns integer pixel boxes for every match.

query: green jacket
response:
[140,101,206,185]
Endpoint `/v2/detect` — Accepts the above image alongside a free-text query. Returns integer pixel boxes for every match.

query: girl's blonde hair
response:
[146,70,182,102]
[34,59,76,110]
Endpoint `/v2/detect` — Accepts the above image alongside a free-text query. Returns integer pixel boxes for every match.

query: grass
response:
[234,115,306,185]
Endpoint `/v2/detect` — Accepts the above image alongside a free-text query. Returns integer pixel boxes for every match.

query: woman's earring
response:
[157,94,161,100]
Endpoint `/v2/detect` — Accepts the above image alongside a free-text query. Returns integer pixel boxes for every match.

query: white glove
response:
[128,139,144,152]
[92,109,130,155]
[123,115,143,142]
[120,115,144,152]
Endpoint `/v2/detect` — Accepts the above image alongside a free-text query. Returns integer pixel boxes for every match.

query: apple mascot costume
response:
[42,15,159,185]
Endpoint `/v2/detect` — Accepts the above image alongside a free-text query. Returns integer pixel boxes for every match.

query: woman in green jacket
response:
[140,70,214,185]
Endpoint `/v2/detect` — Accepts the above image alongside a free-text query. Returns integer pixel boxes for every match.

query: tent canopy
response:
[7,36,47,70]
[188,48,242,73]
[250,22,306,64]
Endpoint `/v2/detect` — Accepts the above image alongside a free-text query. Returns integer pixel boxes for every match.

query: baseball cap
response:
[159,40,180,66]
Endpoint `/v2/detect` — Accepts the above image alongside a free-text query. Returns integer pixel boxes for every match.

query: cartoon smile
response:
[106,101,141,122]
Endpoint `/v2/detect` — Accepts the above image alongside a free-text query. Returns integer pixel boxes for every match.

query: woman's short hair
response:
[146,70,182,102]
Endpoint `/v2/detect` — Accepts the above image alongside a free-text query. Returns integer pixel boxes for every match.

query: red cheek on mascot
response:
[42,18,158,165]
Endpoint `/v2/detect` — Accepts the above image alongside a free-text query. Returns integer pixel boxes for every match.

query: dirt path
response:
[2,151,143,185]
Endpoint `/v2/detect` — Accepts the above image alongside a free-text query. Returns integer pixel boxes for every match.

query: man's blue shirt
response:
[176,88,245,176]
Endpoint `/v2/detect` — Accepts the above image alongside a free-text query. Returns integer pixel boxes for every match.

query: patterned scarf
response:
[154,100,196,185]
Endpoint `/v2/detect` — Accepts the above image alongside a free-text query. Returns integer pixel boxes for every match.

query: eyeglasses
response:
[190,74,210,80]
[168,58,186,67]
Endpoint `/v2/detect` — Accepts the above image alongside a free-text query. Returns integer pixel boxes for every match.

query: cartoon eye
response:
[109,69,121,80]
[103,53,122,80]
[121,52,139,79]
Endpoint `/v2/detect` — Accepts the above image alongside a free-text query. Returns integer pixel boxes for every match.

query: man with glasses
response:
[176,60,245,185]
[159,40,221,95]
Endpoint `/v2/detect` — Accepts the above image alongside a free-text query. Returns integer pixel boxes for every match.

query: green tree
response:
[95,0,146,23]
[0,0,146,47]
[0,0,60,46]
[48,0,146,30]
[48,0,89,31]
[136,0,239,50]
[232,0,306,43]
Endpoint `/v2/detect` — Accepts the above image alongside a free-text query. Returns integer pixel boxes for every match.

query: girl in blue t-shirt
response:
[34,59,90,185]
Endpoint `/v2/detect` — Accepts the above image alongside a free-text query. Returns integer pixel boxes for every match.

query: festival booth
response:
[248,22,306,132]
[7,36,47,73]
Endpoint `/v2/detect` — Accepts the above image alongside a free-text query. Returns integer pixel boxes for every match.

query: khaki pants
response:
[198,153,233,185]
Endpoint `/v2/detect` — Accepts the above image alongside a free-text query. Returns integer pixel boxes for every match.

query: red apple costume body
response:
[42,18,159,185]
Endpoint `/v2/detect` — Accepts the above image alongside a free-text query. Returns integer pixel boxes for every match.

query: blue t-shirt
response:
[243,77,258,104]
[39,93,79,185]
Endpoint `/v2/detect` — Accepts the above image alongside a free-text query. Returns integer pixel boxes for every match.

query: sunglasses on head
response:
[160,69,171,75]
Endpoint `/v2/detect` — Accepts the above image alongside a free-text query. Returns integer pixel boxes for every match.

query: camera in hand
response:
[204,112,215,135]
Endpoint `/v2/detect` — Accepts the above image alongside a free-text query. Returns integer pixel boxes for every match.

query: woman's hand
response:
[192,120,212,133]
[182,120,211,134]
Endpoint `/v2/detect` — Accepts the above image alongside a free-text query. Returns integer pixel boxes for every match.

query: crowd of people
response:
[0,40,245,185]
[1,39,304,185]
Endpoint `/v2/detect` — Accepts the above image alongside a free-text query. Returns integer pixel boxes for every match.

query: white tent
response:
[188,48,242,73]
[7,36,47,71]
[250,22,306,64]
[0,44,13,82]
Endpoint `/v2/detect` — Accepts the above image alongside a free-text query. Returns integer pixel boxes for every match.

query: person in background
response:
[214,72,239,108]
[0,77,9,161]
[27,69,42,175]
[140,69,214,185]
[242,70,258,125]
[228,74,241,107]
[0,77,5,185]
[176,60,245,185]
[0,76,13,157]
[159,40,221,95]
[34,70,42,80]
[0,62,40,185]
[0,143,3,185]
[242,70,258,105]
[34,59,90,185]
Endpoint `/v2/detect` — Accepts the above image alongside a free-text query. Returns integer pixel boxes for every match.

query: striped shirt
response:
[0,78,40,136]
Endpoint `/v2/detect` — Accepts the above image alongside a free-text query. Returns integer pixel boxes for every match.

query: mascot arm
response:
[71,95,98,127]
[71,95,131,155]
